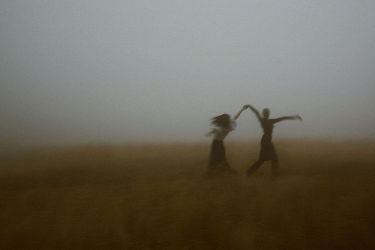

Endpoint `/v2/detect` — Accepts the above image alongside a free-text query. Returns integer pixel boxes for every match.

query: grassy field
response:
[1,140,375,249]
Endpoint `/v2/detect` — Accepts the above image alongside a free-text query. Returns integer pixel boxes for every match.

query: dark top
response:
[260,119,275,137]
[252,109,295,139]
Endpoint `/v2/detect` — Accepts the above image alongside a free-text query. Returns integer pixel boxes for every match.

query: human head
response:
[262,108,270,119]
[211,114,231,129]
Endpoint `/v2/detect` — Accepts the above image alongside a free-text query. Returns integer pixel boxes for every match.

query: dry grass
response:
[1,140,375,249]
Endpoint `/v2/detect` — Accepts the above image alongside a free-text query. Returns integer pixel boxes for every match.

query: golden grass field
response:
[1,140,375,249]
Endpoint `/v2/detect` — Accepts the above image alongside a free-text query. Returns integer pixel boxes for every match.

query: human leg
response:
[271,160,279,177]
[246,159,264,176]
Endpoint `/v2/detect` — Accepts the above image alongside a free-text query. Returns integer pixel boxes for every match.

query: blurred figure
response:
[206,106,247,176]
[246,105,302,177]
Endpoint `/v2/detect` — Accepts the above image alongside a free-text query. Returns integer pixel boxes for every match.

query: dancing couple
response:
[206,105,302,177]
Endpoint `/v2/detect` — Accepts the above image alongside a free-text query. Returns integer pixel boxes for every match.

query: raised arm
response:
[233,105,247,120]
[271,115,302,124]
[247,105,262,122]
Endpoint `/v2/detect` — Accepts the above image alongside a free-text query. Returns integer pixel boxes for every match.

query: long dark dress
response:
[208,139,229,168]
[207,122,236,174]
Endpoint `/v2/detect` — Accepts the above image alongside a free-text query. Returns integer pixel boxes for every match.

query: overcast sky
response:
[1,0,375,146]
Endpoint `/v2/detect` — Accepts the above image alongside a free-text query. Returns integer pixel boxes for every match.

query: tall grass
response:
[1,141,375,249]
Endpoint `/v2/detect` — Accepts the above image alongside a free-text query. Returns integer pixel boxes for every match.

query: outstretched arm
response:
[247,105,262,122]
[233,105,248,120]
[271,115,302,123]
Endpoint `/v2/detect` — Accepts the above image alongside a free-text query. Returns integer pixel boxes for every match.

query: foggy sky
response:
[1,0,375,146]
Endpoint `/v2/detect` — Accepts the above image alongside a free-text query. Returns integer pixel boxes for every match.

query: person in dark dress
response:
[206,105,247,175]
[245,105,302,176]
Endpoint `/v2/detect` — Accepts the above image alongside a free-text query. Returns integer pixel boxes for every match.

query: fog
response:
[1,0,375,146]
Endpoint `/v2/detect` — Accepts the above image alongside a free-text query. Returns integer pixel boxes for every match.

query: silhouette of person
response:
[245,105,302,177]
[206,106,247,176]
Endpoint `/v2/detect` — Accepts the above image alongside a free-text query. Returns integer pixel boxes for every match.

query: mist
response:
[1,0,375,146]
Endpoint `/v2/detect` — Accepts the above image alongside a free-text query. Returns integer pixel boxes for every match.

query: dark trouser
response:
[246,135,278,176]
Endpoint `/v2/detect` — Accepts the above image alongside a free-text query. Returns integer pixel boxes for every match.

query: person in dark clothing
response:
[245,105,302,176]
[206,105,247,175]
